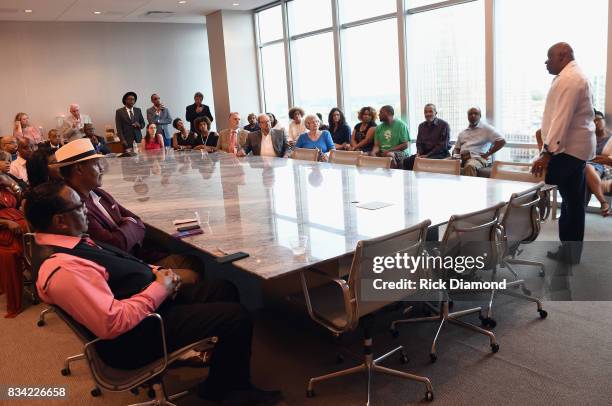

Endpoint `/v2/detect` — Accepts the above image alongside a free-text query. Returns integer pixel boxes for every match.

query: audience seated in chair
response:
[13,112,43,145]
[84,124,111,155]
[217,113,249,154]
[26,182,281,405]
[238,114,289,158]
[26,147,62,188]
[1,136,18,161]
[60,104,92,142]
[192,116,219,152]
[371,105,410,169]
[328,108,351,150]
[171,118,195,150]
[9,138,33,183]
[243,113,260,132]
[39,129,63,151]
[405,103,451,170]
[453,107,506,176]
[287,107,306,146]
[295,114,335,162]
[350,106,377,154]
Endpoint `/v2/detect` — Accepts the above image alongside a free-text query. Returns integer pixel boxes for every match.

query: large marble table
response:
[101,150,536,280]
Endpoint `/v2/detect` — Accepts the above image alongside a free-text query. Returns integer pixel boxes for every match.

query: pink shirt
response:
[14,126,43,145]
[35,233,168,339]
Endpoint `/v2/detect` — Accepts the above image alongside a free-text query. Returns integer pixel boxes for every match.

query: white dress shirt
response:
[260,131,275,157]
[288,120,306,142]
[541,61,595,161]
[61,114,92,142]
[456,121,504,157]
[9,156,28,182]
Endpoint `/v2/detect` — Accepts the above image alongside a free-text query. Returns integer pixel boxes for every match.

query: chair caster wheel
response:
[390,328,399,339]
[425,390,434,401]
[399,350,409,364]
[91,388,101,397]
[479,316,497,329]
[147,388,156,398]
[491,343,500,353]
[336,354,344,364]
[37,320,45,327]
[429,353,437,363]
[538,309,548,319]
[60,368,70,376]
[306,389,315,398]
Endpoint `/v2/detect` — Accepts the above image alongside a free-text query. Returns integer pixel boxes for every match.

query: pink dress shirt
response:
[35,233,168,339]
[14,126,43,145]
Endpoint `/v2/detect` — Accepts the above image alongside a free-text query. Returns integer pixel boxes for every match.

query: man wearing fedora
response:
[115,91,145,151]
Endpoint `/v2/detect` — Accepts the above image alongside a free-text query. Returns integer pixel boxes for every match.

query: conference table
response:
[101,150,536,280]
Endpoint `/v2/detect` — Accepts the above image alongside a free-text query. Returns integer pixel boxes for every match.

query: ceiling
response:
[0,0,272,23]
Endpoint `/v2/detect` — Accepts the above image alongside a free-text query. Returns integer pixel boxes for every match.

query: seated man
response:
[27,182,281,405]
[1,136,18,162]
[55,139,198,271]
[9,138,33,183]
[217,112,249,154]
[84,123,111,155]
[60,103,92,142]
[238,114,289,158]
[371,105,410,169]
[453,107,506,176]
[40,129,63,151]
[404,103,451,170]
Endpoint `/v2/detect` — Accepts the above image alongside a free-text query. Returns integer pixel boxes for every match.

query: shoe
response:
[198,384,282,406]
[547,249,580,265]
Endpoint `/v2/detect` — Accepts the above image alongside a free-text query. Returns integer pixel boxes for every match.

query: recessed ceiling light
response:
[93,11,102,15]
[232,2,240,6]
[178,0,187,4]
[24,9,33,13]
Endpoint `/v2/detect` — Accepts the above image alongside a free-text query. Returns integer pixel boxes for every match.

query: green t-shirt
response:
[374,119,410,154]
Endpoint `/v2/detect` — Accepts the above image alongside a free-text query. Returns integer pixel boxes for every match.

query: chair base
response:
[391,301,498,361]
[306,341,433,404]
[126,383,189,406]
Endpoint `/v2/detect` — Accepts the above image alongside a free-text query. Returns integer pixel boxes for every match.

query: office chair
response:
[329,150,362,165]
[413,157,461,176]
[291,148,319,162]
[298,220,434,403]
[391,203,506,362]
[52,304,217,405]
[357,155,393,169]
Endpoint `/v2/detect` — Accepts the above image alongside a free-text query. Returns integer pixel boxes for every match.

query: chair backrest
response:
[357,155,392,169]
[347,219,431,328]
[414,157,461,176]
[491,161,545,183]
[440,202,506,272]
[329,150,362,165]
[500,183,543,255]
[291,148,319,162]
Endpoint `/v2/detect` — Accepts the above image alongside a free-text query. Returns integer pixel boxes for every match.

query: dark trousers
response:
[97,279,252,394]
[403,151,450,170]
[545,153,587,259]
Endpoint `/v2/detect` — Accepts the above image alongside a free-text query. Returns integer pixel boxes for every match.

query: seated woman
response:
[172,118,195,150]
[267,112,284,131]
[192,116,219,152]
[141,123,164,151]
[0,156,28,318]
[287,107,306,145]
[295,114,335,162]
[13,112,43,145]
[350,106,377,154]
[328,108,351,150]
[26,147,63,188]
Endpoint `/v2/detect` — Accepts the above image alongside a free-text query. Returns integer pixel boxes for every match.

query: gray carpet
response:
[1,214,611,405]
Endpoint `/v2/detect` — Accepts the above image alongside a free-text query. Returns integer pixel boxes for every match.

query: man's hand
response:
[195,105,203,113]
[152,268,180,296]
[531,154,551,177]
[481,152,490,161]
[132,123,141,129]
[236,150,246,157]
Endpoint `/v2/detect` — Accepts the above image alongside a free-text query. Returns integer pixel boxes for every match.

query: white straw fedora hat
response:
[53,138,105,168]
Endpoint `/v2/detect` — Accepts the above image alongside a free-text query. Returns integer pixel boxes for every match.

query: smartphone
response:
[215,251,250,264]
[172,228,204,239]
[177,224,201,232]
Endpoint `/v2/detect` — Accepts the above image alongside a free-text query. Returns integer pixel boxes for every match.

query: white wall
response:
[0,21,215,136]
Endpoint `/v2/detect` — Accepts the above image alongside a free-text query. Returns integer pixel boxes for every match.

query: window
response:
[407,0,486,139]
[287,0,332,36]
[260,43,289,120]
[406,0,449,9]
[342,18,401,122]
[291,32,337,116]
[495,0,608,145]
[339,0,396,24]
[257,5,284,44]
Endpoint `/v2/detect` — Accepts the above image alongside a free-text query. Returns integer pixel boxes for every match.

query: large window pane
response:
[407,1,485,139]
[495,0,607,147]
[291,32,337,116]
[406,0,449,9]
[260,43,289,121]
[342,18,400,122]
[339,0,396,24]
[288,0,332,36]
[258,5,283,44]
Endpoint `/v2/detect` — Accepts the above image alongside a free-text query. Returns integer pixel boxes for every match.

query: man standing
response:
[238,114,289,158]
[9,138,33,183]
[61,104,92,142]
[146,94,173,147]
[372,105,410,169]
[404,103,451,170]
[217,113,249,154]
[115,92,145,151]
[532,42,595,264]
[453,107,506,176]
[186,92,214,132]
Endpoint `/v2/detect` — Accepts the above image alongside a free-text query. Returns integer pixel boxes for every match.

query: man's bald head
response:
[1,136,18,154]
[545,42,575,75]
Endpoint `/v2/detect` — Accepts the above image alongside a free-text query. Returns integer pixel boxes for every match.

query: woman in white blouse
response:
[287,107,306,146]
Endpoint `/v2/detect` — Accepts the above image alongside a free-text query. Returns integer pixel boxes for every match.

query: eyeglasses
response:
[57,201,86,215]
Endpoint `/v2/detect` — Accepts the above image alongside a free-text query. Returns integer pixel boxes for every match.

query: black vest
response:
[36,238,155,300]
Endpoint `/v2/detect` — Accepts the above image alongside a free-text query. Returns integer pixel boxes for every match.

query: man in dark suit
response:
[238,114,289,158]
[115,91,145,151]
[185,91,213,132]
[146,93,173,147]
